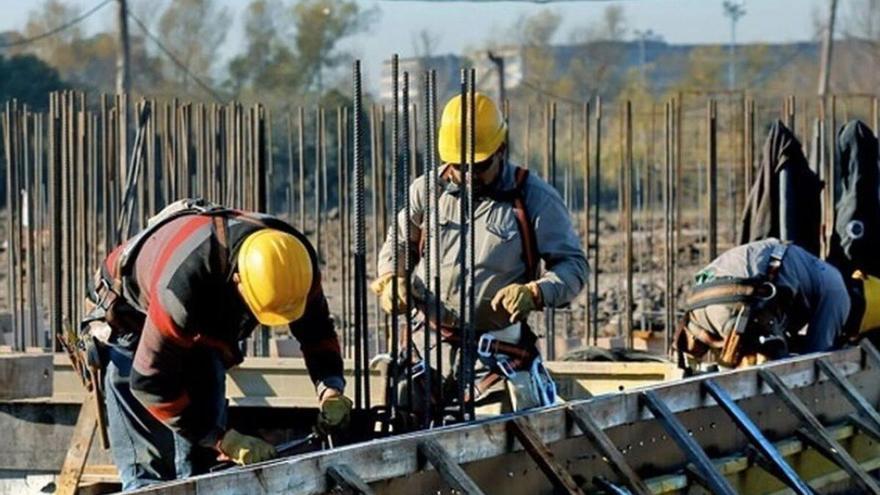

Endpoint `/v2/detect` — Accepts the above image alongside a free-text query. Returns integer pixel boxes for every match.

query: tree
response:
[11,0,83,80]
[291,0,376,94]
[0,54,66,109]
[157,0,230,93]
[226,0,375,107]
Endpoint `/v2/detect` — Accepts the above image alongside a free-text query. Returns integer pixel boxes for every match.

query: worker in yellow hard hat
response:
[80,199,351,490]
[373,92,587,425]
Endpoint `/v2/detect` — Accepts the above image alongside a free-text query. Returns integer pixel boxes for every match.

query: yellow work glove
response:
[316,390,353,435]
[370,273,409,315]
[491,283,542,323]
[217,429,277,466]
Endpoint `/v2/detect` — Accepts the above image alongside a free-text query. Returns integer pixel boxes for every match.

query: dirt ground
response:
[0,207,735,360]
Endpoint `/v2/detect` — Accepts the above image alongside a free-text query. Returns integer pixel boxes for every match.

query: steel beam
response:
[327,464,375,495]
[508,417,585,495]
[703,379,813,495]
[758,369,880,494]
[566,405,651,495]
[418,439,486,495]
[640,389,737,495]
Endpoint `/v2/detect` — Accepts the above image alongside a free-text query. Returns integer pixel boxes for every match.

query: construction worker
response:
[675,238,850,371]
[372,93,587,422]
[81,199,351,490]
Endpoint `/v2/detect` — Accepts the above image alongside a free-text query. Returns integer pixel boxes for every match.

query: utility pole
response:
[722,1,745,91]
[818,0,839,96]
[115,0,131,96]
[633,29,656,85]
[487,51,505,105]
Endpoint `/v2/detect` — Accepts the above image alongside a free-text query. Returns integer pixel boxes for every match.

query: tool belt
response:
[674,243,794,370]
[405,315,541,404]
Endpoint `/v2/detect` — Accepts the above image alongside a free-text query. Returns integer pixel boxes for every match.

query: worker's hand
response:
[370,273,409,315]
[217,429,277,466]
[491,283,542,323]
[316,388,352,435]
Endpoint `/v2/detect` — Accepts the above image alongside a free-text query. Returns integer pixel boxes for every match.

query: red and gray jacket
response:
[100,210,344,447]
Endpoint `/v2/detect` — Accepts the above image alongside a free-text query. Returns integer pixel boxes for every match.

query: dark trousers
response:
[104,343,226,491]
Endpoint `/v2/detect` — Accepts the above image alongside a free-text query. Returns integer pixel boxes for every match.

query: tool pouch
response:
[506,371,540,411]
[718,328,744,368]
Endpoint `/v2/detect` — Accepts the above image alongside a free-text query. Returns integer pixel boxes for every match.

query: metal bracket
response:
[758,369,880,494]
[639,390,737,495]
[326,464,375,495]
[816,358,880,433]
[566,405,651,495]
[702,379,813,495]
[507,416,585,495]
[592,476,630,495]
[417,439,486,495]
[848,412,880,442]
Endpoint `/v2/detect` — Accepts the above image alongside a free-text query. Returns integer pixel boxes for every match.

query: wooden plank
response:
[326,464,375,495]
[417,439,486,495]
[56,399,98,495]
[0,353,52,399]
[508,417,585,495]
[566,405,651,495]
[758,369,880,494]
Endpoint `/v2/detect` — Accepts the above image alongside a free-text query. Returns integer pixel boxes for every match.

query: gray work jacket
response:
[377,162,588,331]
[694,238,850,352]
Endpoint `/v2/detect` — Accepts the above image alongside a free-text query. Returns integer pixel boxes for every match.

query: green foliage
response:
[158,0,230,93]
[0,54,67,110]
[226,0,376,109]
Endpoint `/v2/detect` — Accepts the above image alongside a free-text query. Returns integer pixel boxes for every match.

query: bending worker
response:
[372,92,587,423]
[81,199,351,490]
[675,238,851,371]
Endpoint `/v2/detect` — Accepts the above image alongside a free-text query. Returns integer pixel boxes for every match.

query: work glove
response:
[316,389,353,435]
[370,273,410,315]
[491,283,542,323]
[217,429,277,466]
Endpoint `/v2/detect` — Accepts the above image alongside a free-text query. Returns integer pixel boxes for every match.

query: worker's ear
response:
[232,272,242,296]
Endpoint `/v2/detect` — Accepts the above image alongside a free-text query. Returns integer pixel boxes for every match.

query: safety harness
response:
[674,242,793,371]
[83,199,234,336]
[411,165,545,404]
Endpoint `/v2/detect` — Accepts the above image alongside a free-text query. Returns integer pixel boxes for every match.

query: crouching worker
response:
[675,238,850,372]
[372,93,587,426]
[80,199,351,490]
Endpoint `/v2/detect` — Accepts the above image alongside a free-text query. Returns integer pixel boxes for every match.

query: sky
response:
[0,0,831,91]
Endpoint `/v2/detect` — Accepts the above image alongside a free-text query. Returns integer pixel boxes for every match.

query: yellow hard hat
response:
[855,270,880,334]
[438,92,507,164]
[237,229,313,326]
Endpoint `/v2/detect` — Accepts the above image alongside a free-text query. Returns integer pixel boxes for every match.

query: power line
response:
[0,0,113,49]
[127,11,226,103]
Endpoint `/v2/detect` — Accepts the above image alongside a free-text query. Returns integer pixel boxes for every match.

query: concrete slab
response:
[0,353,52,400]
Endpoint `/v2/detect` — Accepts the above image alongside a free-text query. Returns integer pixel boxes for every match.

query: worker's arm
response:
[376,175,426,277]
[526,179,589,308]
[130,292,227,449]
[288,274,345,397]
[803,261,850,352]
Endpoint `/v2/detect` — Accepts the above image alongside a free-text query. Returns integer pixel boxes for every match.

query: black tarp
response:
[739,120,822,255]
[828,120,880,277]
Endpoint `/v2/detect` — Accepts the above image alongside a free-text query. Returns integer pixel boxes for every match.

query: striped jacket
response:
[103,211,344,447]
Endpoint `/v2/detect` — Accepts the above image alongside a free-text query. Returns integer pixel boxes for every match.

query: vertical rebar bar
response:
[591,97,601,347]
[623,101,634,348]
[353,60,369,412]
[401,72,414,416]
[581,102,591,347]
[389,54,400,424]
[707,99,718,260]
[466,68,477,420]
[428,70,443,415]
